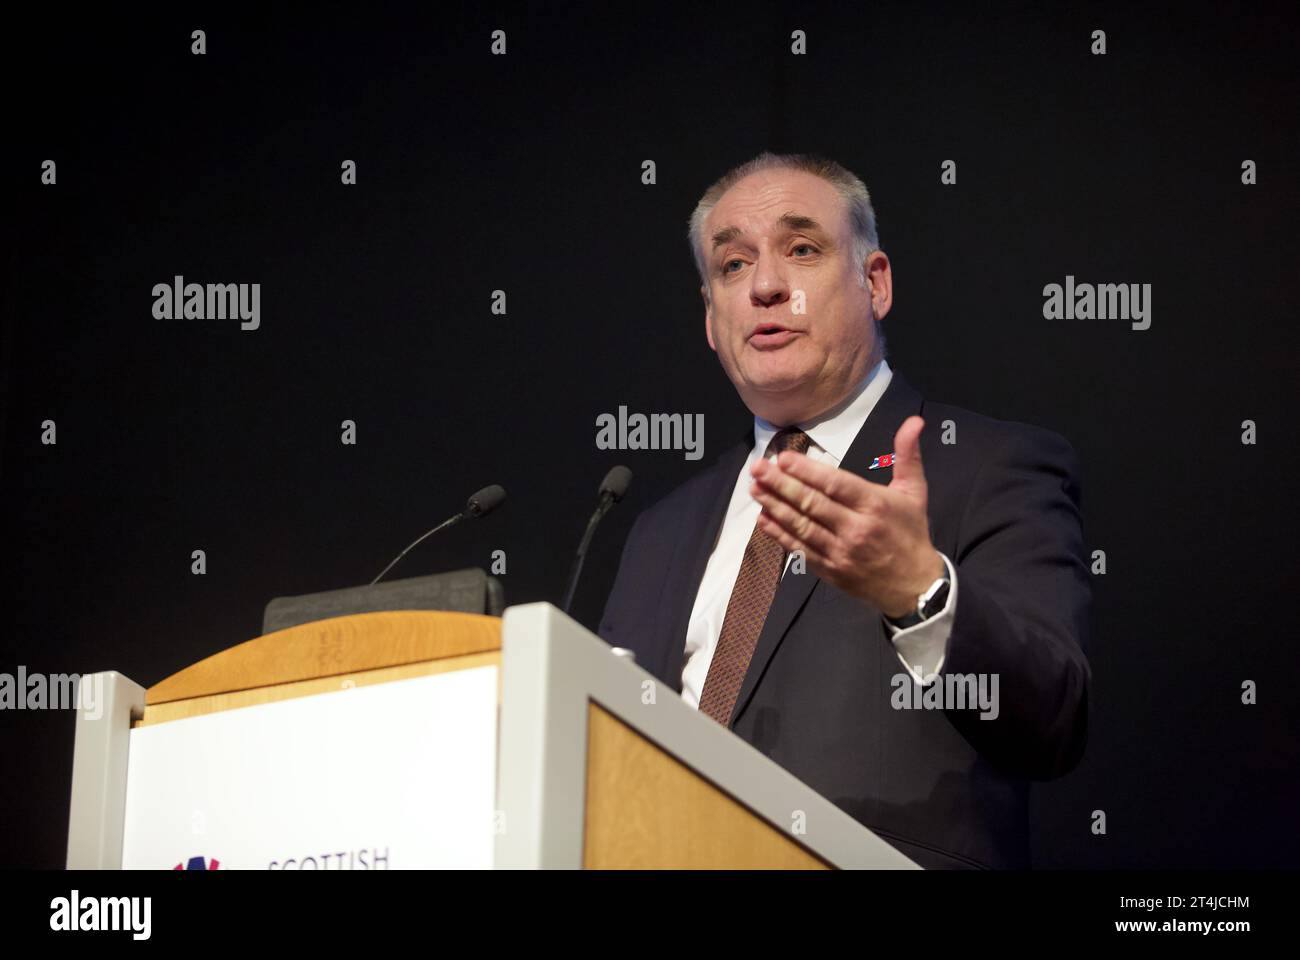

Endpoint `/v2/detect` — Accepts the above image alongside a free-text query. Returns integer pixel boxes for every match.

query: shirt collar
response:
[753,358,893,465]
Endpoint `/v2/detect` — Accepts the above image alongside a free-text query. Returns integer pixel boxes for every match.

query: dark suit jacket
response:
[597,370,1091,869]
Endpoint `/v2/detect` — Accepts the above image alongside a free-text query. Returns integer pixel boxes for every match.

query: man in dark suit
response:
[598,152,1091,869]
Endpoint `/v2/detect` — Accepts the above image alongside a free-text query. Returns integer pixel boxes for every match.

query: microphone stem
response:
[370,513,465,585]
[563,497,613,614]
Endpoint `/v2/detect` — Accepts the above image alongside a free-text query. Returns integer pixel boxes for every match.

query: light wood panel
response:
[136,650,502,727]
[583,702,830,870]
[146,610,502,705]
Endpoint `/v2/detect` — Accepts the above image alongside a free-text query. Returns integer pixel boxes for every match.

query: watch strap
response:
[885,564,951,629]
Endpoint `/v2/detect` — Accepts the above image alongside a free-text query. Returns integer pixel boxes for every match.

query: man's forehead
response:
[708,169,845,240]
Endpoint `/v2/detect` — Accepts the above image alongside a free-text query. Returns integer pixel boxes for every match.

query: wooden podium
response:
[66,602,918,870]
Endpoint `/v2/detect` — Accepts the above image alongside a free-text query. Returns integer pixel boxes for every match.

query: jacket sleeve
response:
[939,425,1092,780]
[597,510,648,649]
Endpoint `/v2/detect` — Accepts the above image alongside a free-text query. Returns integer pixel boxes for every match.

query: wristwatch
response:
[885,564,951,629]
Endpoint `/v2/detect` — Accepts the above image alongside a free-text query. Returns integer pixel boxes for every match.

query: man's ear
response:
[702,286,717,352]
[865,250,893,322]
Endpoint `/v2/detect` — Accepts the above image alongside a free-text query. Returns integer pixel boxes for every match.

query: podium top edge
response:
[147,610,502,706]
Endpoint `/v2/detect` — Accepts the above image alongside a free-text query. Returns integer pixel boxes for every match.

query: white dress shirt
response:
[680,358,957,710]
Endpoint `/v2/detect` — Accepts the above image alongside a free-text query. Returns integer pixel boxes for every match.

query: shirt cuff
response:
[884,551,957,686]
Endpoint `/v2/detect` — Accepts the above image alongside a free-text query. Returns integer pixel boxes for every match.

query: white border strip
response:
[66,671,145,869]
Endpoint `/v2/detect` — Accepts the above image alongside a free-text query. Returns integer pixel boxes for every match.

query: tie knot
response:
[770,428,811,456]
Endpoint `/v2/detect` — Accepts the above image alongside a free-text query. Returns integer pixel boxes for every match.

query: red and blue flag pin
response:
[868,452,895,470]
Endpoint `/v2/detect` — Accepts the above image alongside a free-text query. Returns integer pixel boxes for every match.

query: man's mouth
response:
[748,323,801,349]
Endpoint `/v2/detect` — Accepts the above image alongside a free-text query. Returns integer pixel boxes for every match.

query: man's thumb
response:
[890,416,927,495]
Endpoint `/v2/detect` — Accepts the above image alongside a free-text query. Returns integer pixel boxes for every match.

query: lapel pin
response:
[868,453,895,470]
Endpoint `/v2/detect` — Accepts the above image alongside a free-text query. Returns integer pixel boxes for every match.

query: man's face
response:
[701,168,891,425]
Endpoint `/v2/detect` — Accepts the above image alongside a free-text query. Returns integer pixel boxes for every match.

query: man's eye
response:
[723,259,744,274]
[793,243,817,257]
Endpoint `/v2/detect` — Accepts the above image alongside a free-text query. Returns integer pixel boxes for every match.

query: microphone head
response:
[466,484,507,518]
[599,465,633,503]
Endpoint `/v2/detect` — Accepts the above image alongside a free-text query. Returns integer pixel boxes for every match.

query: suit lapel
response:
[653,431,753,692]
[728,371,926,726]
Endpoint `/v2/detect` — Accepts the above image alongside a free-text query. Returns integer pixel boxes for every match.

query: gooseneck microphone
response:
[370,484,507,585]
[562,466,633,614]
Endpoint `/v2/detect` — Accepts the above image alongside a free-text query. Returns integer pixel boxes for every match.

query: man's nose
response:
[750,254,790,307]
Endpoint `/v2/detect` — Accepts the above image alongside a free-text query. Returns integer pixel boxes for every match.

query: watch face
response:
[922,581,951,618]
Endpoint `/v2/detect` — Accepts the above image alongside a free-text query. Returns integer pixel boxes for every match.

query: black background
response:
[3,1,1297,869]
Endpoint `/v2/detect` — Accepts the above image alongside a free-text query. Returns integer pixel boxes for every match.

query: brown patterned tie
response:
[698,427,812,725]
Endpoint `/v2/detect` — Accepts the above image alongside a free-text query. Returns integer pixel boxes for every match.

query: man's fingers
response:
[757,451,875,516]
[755,512,829,569]
[751,486,836,556]
[890,415,927,496]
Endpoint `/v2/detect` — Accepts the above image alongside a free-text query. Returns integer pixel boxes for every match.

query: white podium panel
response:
[119,666,498,870]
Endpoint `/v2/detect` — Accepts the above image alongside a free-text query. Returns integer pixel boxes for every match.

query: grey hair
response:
[688,151,886,357]
[688,151,880,296]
